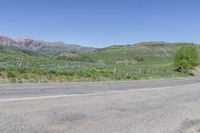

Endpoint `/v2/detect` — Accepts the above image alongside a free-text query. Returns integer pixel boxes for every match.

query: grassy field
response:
[0,42,196,83]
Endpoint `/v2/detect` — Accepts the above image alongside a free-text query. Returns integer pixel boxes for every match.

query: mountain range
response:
[0,35,198,58]
[0,35,96,55]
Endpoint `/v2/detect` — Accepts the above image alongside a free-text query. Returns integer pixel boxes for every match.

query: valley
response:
[0,35,198,83]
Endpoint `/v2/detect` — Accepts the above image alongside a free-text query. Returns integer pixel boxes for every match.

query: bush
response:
[134,56,144,62]
[174,45,199,72]
[80,55,93,62]
[6,71,16,78]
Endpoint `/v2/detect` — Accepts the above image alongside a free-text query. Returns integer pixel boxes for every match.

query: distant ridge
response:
[0,35,20,47]
[0,35,96,55]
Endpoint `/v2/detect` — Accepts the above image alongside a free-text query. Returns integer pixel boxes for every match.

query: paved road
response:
[0,77,200,133]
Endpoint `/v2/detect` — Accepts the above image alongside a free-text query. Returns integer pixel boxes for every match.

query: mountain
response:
[0,35,96,56]
[0,35,21,47]
[1,35,197,61]
[15,37,44,50]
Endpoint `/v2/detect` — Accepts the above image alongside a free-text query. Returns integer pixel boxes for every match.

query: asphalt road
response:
[0,77,200,133]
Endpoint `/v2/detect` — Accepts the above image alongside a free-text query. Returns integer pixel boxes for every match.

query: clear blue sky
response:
[1,0,200,47]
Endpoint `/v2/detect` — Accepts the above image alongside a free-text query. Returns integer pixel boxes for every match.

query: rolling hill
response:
[52,51,81,61]
[0,37,197,82]
[82,42,197,64]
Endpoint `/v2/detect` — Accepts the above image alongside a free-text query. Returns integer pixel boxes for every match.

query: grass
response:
[197,128,200,133]
[0,43,195,83]
[0,61,189,83]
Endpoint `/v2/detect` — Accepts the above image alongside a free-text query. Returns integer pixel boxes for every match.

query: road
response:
[0,77,200,133]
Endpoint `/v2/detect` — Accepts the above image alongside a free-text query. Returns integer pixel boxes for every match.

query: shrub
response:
[6,71,16,78]
[90,67,104,73]
[80,55,93,62]
[174,45,199,72]
[134,56,144,62]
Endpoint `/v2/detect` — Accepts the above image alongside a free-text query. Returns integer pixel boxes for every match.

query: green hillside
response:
[52,51,81,61]
[81,42,195,64]
[0,45,37,66]
[0,42,196,83]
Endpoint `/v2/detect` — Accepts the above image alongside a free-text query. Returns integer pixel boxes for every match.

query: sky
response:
[0,0,200,47]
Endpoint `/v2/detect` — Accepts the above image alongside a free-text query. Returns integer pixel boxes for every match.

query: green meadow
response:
[0,42,197,83]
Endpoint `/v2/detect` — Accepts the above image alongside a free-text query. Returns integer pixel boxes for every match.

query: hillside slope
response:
[52,51,80,61]
[82,42,197,64]
[0,35,20,47]
[0,41,196,82]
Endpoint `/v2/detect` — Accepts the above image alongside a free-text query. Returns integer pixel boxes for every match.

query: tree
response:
[174,45,199,72]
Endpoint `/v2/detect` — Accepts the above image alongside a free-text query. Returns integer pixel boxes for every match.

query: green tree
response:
[174,45,199,72]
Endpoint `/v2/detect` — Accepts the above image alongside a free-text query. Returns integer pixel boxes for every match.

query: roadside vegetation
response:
[174,45,199,73]
[198,128,200,133]
[0,42,198,83]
